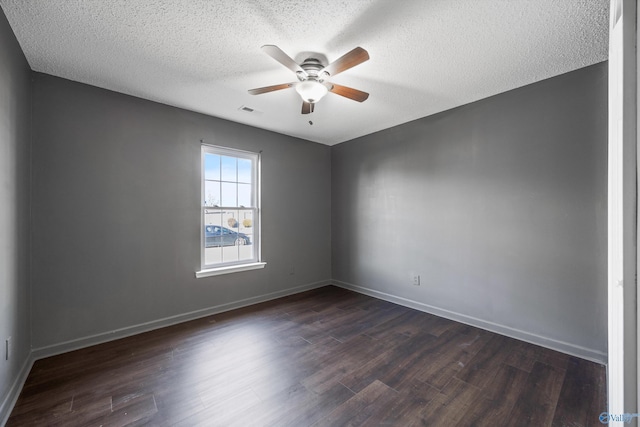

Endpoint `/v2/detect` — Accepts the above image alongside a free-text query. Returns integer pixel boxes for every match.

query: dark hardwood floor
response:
[7,285,606,426]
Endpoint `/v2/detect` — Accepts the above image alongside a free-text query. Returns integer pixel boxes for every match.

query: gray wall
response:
[331,62,608,360]
[31,74,331,349]
[0,6,32,420]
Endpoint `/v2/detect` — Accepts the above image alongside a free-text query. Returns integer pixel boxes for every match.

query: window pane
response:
[204,180,221,206]
[238,210,255,260]
[221,182,237,206]
[238,242,252,261]
[238,158,252,184]
[224,210,240,230]
[204,153,220,181]
[238,210,254,234]
[222,245,240,263]
[238,210,254,262]
[221,209,240,262]
[221,156,237,181]
[238,183,251,207]
[204,209,223,264]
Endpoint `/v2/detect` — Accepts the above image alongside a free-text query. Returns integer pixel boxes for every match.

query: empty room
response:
[1,1,638,426]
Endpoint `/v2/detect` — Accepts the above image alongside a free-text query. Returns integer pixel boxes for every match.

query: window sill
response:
[195,262,267,278]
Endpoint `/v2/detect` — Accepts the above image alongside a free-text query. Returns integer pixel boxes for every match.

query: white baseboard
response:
[0,353,35,427]
[32,280,330,361]
[332,280,607,365]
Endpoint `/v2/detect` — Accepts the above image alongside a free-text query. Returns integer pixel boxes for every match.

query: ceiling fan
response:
[248,45,370,114]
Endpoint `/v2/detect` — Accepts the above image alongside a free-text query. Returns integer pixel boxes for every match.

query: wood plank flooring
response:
[7,285,606,426]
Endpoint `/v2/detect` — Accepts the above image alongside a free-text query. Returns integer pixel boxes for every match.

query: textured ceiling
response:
[0,0,609,145]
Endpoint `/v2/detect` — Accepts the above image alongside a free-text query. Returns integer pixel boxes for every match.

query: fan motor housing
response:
[298,58,327,81]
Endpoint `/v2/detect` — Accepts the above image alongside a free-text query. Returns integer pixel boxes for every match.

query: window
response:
[197,145,264,277]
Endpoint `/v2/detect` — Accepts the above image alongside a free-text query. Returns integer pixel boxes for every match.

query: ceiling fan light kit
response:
[295,80,329,103]
[248,45,370,114]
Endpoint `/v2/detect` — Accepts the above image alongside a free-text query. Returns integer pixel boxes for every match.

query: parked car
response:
[204,225,251,247]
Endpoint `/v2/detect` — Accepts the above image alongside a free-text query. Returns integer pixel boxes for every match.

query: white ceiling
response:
[0,0,609,145]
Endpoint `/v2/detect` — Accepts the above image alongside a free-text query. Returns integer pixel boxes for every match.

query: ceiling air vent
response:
[238,105,262,114]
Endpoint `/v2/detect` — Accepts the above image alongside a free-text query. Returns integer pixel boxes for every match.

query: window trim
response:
[196,144,264,277]
[195,262,266,278]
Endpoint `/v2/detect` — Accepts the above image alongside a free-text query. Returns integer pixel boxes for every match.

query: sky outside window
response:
[204,153,253,207]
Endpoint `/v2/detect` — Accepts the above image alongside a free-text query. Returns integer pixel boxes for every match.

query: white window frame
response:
[196,144,265,278]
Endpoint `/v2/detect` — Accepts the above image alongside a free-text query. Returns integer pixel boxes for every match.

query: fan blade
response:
[319,47,369,78]
[329,83,369,102]
[261,45,308,77]
[301,101,315,114]
[248,83,295,95]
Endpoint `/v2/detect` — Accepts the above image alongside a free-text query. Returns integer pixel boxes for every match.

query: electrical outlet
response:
[289,266,295,276]
[412,275,421,286]
[5,336,10,361]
